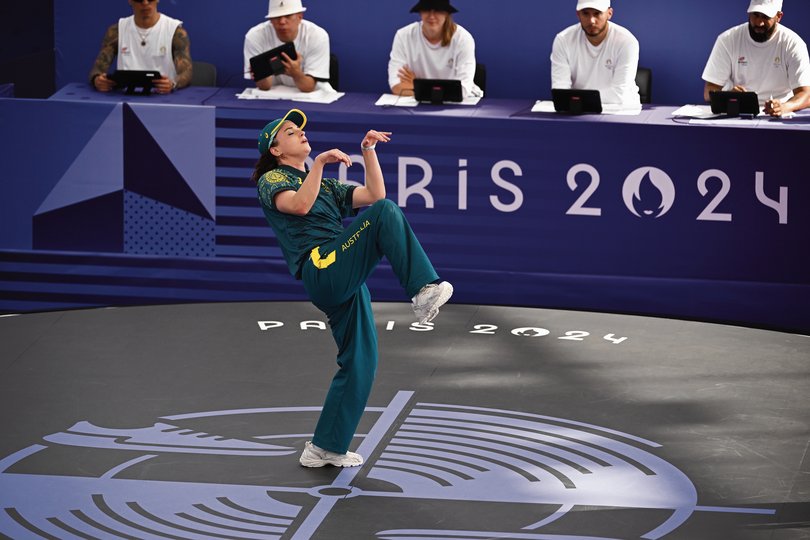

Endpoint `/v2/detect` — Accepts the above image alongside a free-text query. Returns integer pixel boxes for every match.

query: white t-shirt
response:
[117,14,182,81]
[551,22,641,107]
[702,23,810,105]
[388,21,482,97]
[243,19,331,89]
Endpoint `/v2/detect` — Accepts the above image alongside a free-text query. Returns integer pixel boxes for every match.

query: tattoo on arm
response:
[173,27,193,88]
[89,24,118,83]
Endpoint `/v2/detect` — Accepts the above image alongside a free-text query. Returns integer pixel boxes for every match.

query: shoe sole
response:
[300,458,362,468]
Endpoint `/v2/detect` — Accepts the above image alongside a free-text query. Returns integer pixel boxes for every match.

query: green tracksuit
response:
[258,165,439,454]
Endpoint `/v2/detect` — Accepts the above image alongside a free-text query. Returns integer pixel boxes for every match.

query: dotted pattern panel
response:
[124,191,215,257]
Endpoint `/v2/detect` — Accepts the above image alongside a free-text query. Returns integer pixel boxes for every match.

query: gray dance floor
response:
[1,302,808,540]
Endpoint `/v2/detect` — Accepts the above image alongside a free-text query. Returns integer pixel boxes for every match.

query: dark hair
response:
[250,141,279,184]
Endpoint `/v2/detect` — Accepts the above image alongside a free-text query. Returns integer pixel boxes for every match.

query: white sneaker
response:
[412,281,453,324]
[299,441,364,468]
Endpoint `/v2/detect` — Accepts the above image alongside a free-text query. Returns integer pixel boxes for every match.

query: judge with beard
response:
[702,0,810,116]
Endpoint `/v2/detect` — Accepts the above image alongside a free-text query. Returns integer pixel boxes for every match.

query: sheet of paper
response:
[688,118,763,126]
[532,100,641,115]
[375,93,482,107]
[236,86,344,104]
[375,93,418,107]
[531,100,556,113]
[671,104,716,118]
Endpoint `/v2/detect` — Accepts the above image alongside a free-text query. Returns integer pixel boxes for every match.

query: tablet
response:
[552,89,603,114]
[709,91,760,117]
[413,79,463,104]
[249,42,297,81]
[110,70,161,95]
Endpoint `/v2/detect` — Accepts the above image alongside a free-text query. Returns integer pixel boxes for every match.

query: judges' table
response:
[206,87,810,332]
[49,82,221,105]
[0,84,807,332]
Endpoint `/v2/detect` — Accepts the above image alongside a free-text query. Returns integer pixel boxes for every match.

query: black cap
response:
[410,0,458,13]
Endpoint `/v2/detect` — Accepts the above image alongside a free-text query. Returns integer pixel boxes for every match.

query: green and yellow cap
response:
[257,108,307,155]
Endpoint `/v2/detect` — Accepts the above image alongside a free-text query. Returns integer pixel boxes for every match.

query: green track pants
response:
[302,199,439,454]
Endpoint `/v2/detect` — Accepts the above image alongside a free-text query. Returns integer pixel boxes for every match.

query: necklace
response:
[136,25,153,46]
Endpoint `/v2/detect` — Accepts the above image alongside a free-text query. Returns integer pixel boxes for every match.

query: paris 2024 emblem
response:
[0,391,774,539]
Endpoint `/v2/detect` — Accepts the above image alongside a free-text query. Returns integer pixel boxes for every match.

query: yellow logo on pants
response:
[310,246,336,269]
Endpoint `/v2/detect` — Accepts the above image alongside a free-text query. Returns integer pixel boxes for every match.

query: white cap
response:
[266,0,306,19]
[577,0,610,11]
[747,0,782,18]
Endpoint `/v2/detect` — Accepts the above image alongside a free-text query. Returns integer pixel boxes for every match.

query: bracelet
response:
[361,143,376,151]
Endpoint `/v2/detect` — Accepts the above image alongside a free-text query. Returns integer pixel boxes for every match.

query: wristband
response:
[361,143,376,151]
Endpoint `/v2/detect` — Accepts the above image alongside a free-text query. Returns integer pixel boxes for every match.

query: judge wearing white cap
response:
[550,0,641,107]
[702,0,810,116]
[243,0,331,92]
